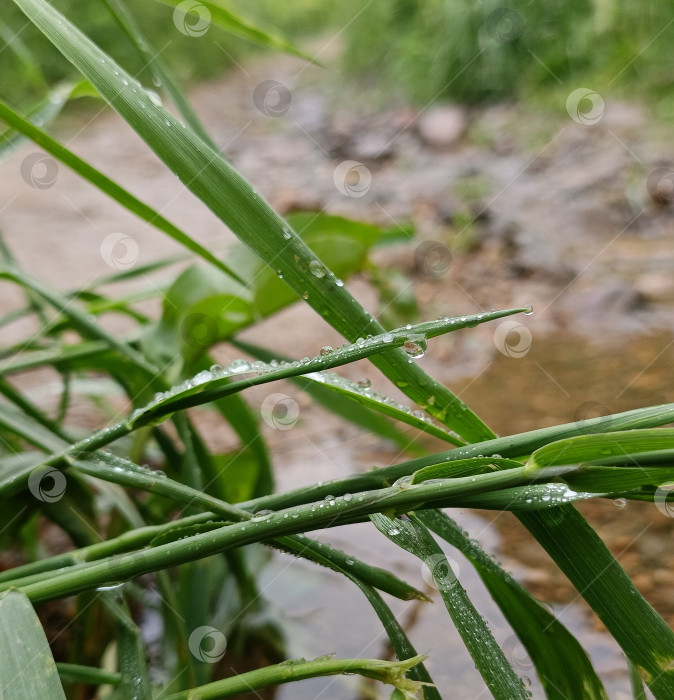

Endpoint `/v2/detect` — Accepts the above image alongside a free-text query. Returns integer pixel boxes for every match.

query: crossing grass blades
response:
[1,1,674,698]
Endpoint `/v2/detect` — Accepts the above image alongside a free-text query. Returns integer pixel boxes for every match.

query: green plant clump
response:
[0,2,673,699]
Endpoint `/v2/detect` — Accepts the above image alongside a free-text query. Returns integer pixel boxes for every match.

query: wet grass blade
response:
[525,429,674,473]
[0,590,66,699]
[346,580,441,700]
[517,506,674,699]
[159,655,428,699]
[418,509,608,700]
[10,0,497,442]
[370,513,528,700]
[100,0,216,147]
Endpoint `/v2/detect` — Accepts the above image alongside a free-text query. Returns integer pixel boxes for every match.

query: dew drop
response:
[320,345,334,356]
[357,378,371,388]
[403,334,428,359]
[335,278,344,287]
[523,305,534,315]
[309,260,326,278]
[613,497,627,509]
[388,528,401,536]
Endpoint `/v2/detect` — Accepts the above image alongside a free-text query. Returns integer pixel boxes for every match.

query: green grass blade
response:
[0,98,244,284]
[418,509,608,700]
[370,513,527,700]
[160,655,428,700]
[56,663,120,687]
[517,507,674,699]
[233,338,438,454]
[0,590,66,699]
[346,580,441,700]
[9,0,496,442]
[100,0,217,148]
[155,0,319,64]
[252,402,674,511]
[101,592,151,700]
[525,429,674,473]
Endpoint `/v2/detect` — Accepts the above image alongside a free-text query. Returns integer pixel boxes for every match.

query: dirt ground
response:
[1,46,674,699]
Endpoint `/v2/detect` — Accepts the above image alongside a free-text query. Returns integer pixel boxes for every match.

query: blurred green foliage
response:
[340,0,674,109]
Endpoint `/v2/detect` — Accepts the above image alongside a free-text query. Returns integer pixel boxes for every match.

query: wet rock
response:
[635,271,674,302]
[417,105,466,148]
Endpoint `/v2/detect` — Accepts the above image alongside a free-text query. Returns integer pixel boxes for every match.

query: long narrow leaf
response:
[10,0,496,442]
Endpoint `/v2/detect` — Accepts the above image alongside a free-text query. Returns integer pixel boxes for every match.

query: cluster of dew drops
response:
[130,325,440,423]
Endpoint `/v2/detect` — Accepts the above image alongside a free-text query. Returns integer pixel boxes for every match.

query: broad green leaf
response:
[370,512,527,700]
[525,429,674,474]
[0,590,66,700]
[10,0,495,442]
[146,212,386,367]
[419,509,607,700]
